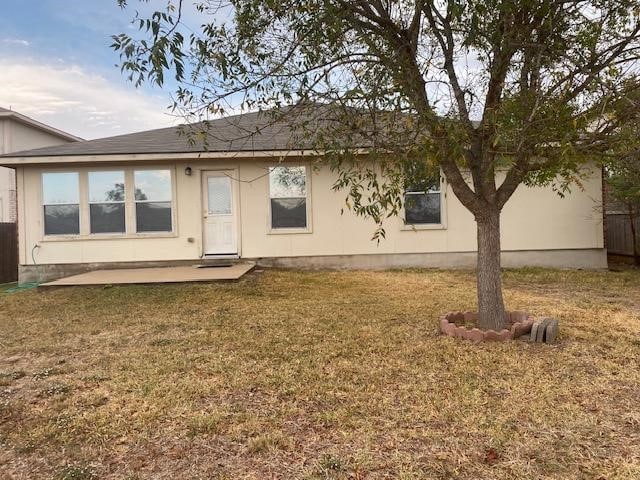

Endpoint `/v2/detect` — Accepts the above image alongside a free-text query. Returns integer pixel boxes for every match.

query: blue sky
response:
[0,0,198,139]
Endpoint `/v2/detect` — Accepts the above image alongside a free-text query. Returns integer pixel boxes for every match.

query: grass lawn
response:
[0,268,639,479]
[0,282,17,293]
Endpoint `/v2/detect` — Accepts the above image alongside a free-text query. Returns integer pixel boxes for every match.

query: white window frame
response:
[41,171,81,237]
[267,164,312,234]
[401,171,447,231]
[132,167,176,235]
[40,166,177,241]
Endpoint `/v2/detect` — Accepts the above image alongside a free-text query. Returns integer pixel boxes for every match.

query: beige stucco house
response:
[0,107,80,222]
[0,110,606,283]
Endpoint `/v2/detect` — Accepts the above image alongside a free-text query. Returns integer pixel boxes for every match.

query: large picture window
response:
[269,166,308,229]
[134,170,173,233]
[42,172,80,235]
[404,174,442,225]
[88,171,126,234]
[41,167,175,238]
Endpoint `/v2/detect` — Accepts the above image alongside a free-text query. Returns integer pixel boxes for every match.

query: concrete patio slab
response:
[40,262,255,287]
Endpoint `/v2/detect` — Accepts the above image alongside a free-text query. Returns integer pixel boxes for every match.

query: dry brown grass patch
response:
[0,267,639,479]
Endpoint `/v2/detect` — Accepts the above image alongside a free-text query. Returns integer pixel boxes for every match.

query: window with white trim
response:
[40,168,175,238]
[134,169,173,233]
[269,166,308,229]
[42,172,80,235]
[404,173,442,225]
[88,171,126,234]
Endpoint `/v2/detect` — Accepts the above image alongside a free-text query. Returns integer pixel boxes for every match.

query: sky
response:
[0,0,204,139]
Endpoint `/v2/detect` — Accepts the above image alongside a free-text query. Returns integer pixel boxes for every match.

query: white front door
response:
[202,171,238,255]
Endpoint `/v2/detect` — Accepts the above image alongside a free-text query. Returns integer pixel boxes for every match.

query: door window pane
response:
[207,176,232,215]
[89,171,125,234]
[42,172,79,235]
[134,170,173,232]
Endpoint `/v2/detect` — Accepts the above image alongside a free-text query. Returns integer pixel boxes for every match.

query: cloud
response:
[1,38,30,47]
[0,58,177,139]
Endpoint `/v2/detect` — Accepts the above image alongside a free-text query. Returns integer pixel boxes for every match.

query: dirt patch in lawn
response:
[0,268,639,479]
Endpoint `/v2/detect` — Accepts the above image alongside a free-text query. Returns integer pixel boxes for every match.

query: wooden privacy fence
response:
[606,213,639,257]
[0,222,18,283]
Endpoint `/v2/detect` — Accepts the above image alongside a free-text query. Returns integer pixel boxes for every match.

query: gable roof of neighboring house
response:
[0,107,83,143]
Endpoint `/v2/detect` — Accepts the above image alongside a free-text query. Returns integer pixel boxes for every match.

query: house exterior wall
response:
[15,157,605,280]
[0,119,72,222]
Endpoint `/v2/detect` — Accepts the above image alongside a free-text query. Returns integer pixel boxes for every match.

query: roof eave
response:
[0,148,370,167]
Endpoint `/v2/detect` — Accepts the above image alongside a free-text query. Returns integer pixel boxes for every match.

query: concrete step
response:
[196,257,252,269]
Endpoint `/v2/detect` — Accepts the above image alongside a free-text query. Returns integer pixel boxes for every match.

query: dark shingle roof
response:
[1,107,340,158]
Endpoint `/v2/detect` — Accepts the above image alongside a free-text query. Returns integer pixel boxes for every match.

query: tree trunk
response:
[476,209,507,330]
